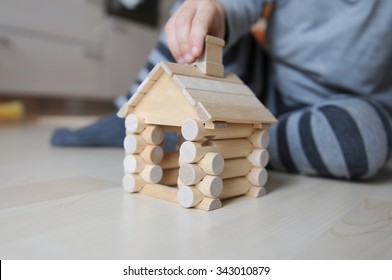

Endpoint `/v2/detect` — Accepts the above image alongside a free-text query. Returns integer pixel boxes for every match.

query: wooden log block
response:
[160,168,179,186]
[125,113,146,133]
[181,119,254,141]
[246,167,268,187]
[140,145,164,164]
[195,197,222,211]
[123,134,146,154]
[139,183,178,203]
[197,152,224,175]
[140,125,164,145]
[179,163,205,186]
[219,177,252,199]
[179,139,253,163]
[246,186,267,198]
[220,158,252,179]
[160,151,180,169]
[139,165,163,184]
[177,177,185,187]
[122,174,144,193]
[123,154,145,173]
[196,175,223,198]
[248,129,270,148]
[177,186,204,208]
[247,148,269,168]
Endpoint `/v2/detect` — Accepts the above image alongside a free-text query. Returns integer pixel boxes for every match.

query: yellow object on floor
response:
[0,101,24,121]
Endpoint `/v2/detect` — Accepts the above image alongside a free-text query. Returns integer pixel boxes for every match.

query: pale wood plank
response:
[172,75,253,96]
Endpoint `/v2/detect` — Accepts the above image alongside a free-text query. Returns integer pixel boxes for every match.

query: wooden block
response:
[123,134,146,154]
[160,151,180,169]
[197,152,224,175]
[117,102,132,118]
[205,44,223,65]
[179,163,205,185]
[194,61,224,77]
[139,183,178,204]
[136,77,155,94]
[140,145,164,164]
[127,91,145,107]
[205,35,225,47]
[179,139,253,163]
[145,62,164,81]
[195,197,222,211]
[197,101,276,124]
[139,165,163,184]
[160,168,179,186]
[247,149,269,168]
[140,125,164,145]
[181,119,253,141]
[220,158,252,179]
[173,75,254,96]
[246,186,267,198]
[248,130,270,148]
[177,186,204,208]
[196,175,223,198]
[246,167,268,187]
[122,174,144,193]
[123,154,145,173]
[204,121,227,129]
[125,113,146,133]
[160,61,242,84]
[219,177,252,200]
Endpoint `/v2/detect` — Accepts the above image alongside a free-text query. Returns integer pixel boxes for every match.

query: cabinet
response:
[0,0,159,100]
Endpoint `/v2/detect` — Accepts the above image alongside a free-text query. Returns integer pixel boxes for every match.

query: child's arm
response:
[165,0,266,64]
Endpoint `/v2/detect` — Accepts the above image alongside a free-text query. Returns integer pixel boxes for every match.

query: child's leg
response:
[51,33,176,147]
[268,96,392,179]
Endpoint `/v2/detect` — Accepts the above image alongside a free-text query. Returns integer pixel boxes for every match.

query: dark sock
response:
[51,113,125,147]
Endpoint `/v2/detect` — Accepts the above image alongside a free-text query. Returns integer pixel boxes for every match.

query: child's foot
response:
[51,113,125,147]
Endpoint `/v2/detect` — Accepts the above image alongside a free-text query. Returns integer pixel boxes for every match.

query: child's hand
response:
[165,0,226,64]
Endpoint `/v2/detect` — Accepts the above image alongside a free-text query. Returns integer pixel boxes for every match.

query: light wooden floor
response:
[1,116,391,259]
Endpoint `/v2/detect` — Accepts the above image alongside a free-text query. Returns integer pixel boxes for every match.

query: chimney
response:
[194,35,225,77]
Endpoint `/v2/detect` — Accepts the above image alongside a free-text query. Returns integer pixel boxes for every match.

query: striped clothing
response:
[116,0,392,180]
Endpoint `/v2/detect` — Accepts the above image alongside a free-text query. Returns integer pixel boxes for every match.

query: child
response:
[52,0,392,180]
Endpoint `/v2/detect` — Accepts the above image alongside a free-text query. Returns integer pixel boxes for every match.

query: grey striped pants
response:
[117,33,392,180]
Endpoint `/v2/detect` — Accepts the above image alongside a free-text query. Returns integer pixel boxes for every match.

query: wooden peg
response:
[179,163,205,186]
[123,134,146,154]
[197,152,224,175]
[139,183,178,203]
[195,197,222,211]
[246,167,268,187]
[196,175,223,198]
[122,174,144,193]
[246,186,267,198]
[139,165,163,184]
[219,177,252,199]
[177,186,204,208]
[181,119,253,141]
[125,113,146,133]
[248,129,270,148]
[117,102,132,118]
[141,125,164,145]
[123,154,145,173]
[160,151,180,169]
[140,145,164,164]
[247,149,269,168]
[220,158,252,179]
[179,139,253,163]
[160,168,179,186]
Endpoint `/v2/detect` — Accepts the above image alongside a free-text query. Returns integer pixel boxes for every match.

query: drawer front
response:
[0,32,105,97]
[0,0,104,43]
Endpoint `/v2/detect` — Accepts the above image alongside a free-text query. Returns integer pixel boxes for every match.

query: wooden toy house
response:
[117,35,277,211]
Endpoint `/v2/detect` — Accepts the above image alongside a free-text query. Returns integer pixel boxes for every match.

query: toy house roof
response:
[117,61,277,126]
